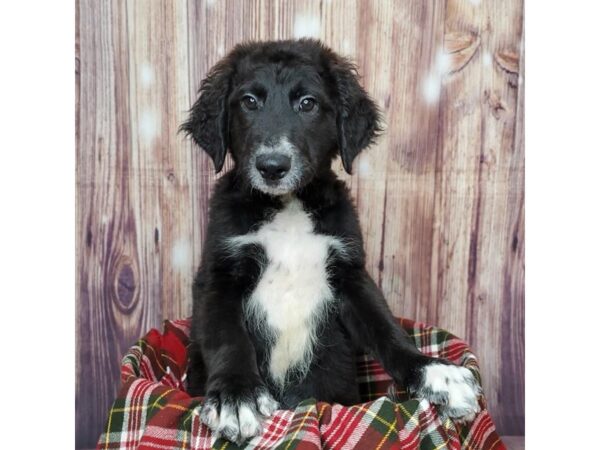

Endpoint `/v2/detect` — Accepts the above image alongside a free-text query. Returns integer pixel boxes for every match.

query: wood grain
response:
[76,1,524,447]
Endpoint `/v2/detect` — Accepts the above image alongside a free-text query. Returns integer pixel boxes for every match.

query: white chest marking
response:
[228,198,342,386]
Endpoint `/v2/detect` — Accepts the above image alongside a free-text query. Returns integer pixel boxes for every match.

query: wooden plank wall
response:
[76,0,524,447]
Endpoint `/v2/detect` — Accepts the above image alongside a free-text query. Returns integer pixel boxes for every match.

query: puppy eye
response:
[242,95,259,110]
[298,97,317,113]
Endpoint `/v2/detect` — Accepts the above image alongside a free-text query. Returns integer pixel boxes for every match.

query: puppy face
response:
[229,63,338,195]
[181,39,381,195]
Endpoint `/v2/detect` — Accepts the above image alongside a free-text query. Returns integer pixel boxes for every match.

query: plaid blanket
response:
[97,318,505,450]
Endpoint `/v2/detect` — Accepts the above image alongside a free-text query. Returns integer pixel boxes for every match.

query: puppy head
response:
[181,39,382,195]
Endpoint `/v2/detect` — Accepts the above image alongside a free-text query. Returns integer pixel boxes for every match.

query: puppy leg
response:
[408,361,481,422]
[339,268,480,422]
[191,277,278,444]
[200,375,279,444]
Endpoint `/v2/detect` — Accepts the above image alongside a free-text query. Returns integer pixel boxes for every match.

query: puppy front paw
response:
[200,378,279,444]
[410,362,481,423]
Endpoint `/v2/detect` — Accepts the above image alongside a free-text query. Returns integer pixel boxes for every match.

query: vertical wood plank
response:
[430,0,483,344]
[377,1,446,326]
[352,1,395,280]
[474,0,524,433]
[433,0,525,434]
[124,0,195,321]
[77,1,152,446]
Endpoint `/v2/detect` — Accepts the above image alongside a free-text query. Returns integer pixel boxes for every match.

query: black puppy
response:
[181,39,480,444]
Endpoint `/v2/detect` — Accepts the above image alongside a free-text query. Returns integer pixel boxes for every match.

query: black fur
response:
[182,39,471,443]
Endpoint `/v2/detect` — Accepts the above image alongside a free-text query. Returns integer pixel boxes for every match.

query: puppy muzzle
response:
[248,137,303,195]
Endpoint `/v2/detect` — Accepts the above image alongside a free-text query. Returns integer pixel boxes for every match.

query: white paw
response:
[416,363,481,423]
[256,390,280,416]
[200,390,279,444]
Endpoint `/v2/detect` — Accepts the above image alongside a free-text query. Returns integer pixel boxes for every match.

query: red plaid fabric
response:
[97,318,506,450]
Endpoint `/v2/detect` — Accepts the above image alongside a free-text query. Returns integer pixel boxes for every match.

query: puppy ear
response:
[331,58,382,174]
[180,58,234,173]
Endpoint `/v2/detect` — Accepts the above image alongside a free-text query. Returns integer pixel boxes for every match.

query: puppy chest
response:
[256,228,333,316]
[239,199,339,383]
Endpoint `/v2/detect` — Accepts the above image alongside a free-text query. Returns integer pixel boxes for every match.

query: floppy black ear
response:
[331,58,382,174]
[180,58,234,173]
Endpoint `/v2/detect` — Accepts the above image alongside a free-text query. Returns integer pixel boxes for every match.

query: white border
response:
[2,1,600,448]
[0,1,75,447]
[527,1,600,448]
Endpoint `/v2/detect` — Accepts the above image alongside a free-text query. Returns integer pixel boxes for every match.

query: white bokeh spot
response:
[294,14,320,39]
[139,109,160,145]
[482,51,492,67]
[422,46,452,105]
[357,155,371,178]
[171,239,192,271]
[140,63,155,88]
[435,48,451,74]
[342,38,352,54]
[423,73,441,104]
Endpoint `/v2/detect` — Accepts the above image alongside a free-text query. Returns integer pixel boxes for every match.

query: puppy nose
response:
[255,153,291,181]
